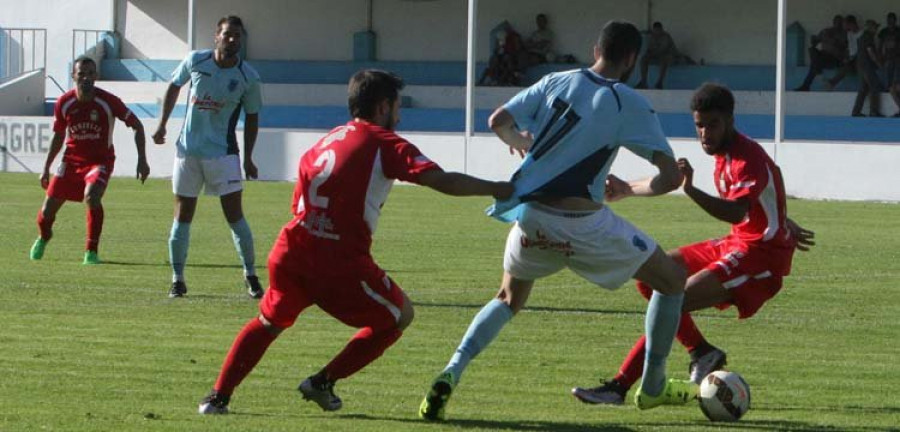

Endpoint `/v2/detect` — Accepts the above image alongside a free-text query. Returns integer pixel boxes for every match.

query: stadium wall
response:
[2,116,898,203]
[0,70,45,116]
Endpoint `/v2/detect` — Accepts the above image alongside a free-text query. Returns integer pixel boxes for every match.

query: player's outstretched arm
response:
[152,83,182,144]
[418,169,514,200]
[242,113,259,180]
[40,132,64,190]
[607,151,682,201]
[786,218,816,251]
[131,120,149,183]
[680,157,748,224]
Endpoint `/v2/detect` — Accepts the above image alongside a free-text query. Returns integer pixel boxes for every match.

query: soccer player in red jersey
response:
[197,69,513,415]
[30,56,149,264]
[572,83,815,405]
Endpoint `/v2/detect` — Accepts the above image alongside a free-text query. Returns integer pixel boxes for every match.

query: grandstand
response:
[2,0,899,201]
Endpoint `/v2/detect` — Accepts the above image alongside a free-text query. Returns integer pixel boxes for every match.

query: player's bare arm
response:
[132,120,150,183]
[679,157,749,224]
[242,113,259,179]
[607,151,682,201]
[488,108,533,156]
[152,83,183,144]
[786,218,816,251]
[40,132,65,190]
[417,169,514,200]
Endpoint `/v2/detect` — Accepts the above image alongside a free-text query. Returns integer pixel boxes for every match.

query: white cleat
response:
[299,377,343,411]
[198,391,229,415]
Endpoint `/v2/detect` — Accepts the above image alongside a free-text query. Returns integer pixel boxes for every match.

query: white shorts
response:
[172,154,243,197]
[503,203,657,290]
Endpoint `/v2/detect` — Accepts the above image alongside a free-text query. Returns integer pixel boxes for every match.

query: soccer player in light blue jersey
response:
[420,20,695,421]
[152,15,264,299]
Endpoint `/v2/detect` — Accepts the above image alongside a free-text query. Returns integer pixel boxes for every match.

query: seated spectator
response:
[878,12,900,116]
[524,13,555,65]
[851,19,883,117]
[795,15,848,91]
[479,21,526,86]
[636,22,678,89]
[825,15,862,90]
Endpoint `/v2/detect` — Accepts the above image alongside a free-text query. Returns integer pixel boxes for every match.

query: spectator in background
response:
[524,14,555,65]
[851,19,883,117]
[825,15,862,90]
[795,15,848,91]
[480,21,526,86]
[636,22,678,90]
[878,12,900,116]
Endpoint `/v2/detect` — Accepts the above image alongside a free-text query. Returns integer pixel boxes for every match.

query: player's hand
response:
[604,174,633,202]
[136,158,150,184]
[507,130,533,158]
[151,125,166,145]
[39,171,50,190]
[244,158,258,180]
[677,158,694,189]
[786,218,816,252]
[492,181,515,200]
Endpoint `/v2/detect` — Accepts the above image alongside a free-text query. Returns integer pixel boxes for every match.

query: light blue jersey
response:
[488,68,673,222]
[171,50,262,158]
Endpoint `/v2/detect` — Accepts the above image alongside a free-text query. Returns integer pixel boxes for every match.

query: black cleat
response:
[198,390,230,415]
[572,378,628,405]
[245,275,264,299]
[169,281,187,298]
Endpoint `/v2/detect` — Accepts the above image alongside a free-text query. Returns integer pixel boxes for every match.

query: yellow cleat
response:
[635,378,698,410]
[419,372,455,421]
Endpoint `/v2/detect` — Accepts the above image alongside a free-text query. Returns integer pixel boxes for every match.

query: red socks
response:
[36,211,54,241]
[213,317,278,396]
[324,327,402,380]
[86,205,104,252]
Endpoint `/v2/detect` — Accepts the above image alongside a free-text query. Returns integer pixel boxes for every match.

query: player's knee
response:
[257,315,285,336]
[397,302,414,331]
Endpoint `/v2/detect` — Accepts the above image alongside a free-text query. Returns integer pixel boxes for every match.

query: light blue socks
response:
[444,299,514,383]
[641,290,685,396]
[229,217,256,277]
[168,220,190,282]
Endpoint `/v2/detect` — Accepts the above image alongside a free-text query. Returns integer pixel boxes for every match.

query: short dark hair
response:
[596,20,642,64]
[217,15,244,31]
[348,69,405,119]
[690,83,735,115]
[845,15,857,25]
[73,56,96,71]
[652,21,663,30]
[888,12,897,20]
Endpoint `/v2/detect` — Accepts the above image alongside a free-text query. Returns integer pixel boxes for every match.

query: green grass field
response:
[1,171,898,431]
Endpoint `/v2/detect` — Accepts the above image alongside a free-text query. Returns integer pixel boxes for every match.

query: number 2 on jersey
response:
[307,125,353,209]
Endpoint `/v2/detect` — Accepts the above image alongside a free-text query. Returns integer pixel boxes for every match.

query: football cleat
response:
[419,371,456,421]
[30,238,47,260]
[169,281,187,298]
[689,347,727,384]
[198,390,230,415]
[83,250,100,265]
[571,379,627,405]
[245,275,264,299]
[635,378,698,410]
[299,376,342,411]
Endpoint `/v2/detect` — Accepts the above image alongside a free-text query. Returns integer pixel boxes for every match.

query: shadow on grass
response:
[417,301,733,319]
[337,413,634,431]
[102,261,242,270]
[687,417,899,431]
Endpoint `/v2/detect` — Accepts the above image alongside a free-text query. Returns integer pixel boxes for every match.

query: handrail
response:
[1,28,47,80]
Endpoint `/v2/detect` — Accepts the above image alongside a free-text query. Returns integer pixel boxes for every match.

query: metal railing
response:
[72,29,106,64]
[1,28,47,79]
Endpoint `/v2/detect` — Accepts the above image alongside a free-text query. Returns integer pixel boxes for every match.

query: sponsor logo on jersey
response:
[90,110,99,122]
[632,235,648,252]
[192,93,226,113]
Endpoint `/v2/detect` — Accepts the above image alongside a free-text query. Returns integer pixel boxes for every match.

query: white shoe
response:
[299,377,342,411]
[198,391,229,415]
[689,348,727,384]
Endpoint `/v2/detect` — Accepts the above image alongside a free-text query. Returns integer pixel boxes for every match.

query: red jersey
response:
[287,120,440,265]
[714,133,793,250]
[53,88,139,165]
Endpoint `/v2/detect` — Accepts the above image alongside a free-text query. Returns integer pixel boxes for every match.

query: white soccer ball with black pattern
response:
[698,370,751,422]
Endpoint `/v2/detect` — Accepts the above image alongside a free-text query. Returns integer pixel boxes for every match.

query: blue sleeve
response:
[618,89,673,161]
[502,75,548,131]
[171,53,192,87]
[242,78,262,114]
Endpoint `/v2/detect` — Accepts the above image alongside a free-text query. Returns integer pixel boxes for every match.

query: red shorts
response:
[679,237,793,319]
[259,228,406,330]
[47,161,114,202]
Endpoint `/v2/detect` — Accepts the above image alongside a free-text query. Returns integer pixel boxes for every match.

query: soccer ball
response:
[698,370,751,422]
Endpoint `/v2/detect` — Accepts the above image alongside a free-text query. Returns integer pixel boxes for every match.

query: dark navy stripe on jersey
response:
[580,69,621,112]
[227,103,242,155]
[520,145,616,201]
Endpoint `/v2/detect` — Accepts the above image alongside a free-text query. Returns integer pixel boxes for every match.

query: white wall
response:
[0,70,45,116]
[0,0,111,98]
[106,0,900,65]
[3,116,899,202]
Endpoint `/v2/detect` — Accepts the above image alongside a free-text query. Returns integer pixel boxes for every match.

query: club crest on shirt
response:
[90,110,99,122]
[228,79,239,92]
